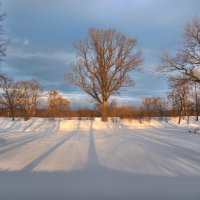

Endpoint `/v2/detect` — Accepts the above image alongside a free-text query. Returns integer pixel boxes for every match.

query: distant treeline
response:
[0,78,199,124]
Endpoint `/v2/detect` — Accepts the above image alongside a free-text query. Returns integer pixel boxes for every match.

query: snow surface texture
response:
[0,117,200,200]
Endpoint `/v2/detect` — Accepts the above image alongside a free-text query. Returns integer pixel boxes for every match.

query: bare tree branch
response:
[157,18,200,83]
[65,28,142,121]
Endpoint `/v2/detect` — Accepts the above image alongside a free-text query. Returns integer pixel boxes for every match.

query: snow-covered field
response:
[0,117,200,200]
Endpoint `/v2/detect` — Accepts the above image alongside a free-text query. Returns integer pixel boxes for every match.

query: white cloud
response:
[7,47,76,64]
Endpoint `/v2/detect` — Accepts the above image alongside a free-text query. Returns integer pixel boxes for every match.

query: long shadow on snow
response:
[22,120,81,172]
[28,118,57,132]
[0,131,53,155]
[0,119,35,136]
[0,118,7,127]
[121,128,200,166]
[0,122,200,200]
[132,128,200,160]
[0,138,6,144]
[87,120,99,167]
[94,126,200,174]
[21,118,37,132]
[0,120,18,134]
[0,119,67,150]
[0,121,200,200]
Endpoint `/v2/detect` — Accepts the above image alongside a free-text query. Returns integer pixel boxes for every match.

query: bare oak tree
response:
[47,90,59,119]
[29,79,43,117]
[168,76,190,124]
[47,90,70,118]
[67,28,142,121]
[15,79,43,121]
[158,18,200,83]
[0,73,18,120]
[191,82,200,121]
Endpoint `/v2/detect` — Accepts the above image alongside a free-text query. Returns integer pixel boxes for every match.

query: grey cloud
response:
[3,45,75,87]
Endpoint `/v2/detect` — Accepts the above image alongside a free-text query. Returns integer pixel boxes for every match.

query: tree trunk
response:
[101,101,108,121]
[24,115,29,121]
[11,112,15,121]
[194,82,198,121]
[23,109,29,121]
[178,110,182,124]
[195,93,198,121]
[178,115,181,124]
[187,115,190,124]
[10,108,15,121]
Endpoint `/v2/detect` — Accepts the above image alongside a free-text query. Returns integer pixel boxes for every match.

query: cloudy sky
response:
[1,0,200,108]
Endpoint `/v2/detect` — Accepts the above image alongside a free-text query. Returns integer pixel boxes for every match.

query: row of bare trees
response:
[1,69,198,122]
[0,73,71,120]
[0,74,43,120]
[167,77,200,124]
[0,72,199,122]
[157,18,200,123]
